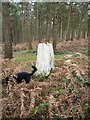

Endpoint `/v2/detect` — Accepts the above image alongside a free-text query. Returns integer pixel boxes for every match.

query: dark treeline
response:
[2,2,89,58]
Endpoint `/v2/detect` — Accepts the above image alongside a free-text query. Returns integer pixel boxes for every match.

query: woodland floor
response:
[1,39,90,120]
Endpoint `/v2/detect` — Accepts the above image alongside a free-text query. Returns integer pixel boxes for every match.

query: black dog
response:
[5,66,37,84]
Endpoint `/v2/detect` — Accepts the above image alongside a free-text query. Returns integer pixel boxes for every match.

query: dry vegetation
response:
[1,39,90,120]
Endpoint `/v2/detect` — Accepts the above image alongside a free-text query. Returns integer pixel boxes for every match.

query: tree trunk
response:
[76,12,82,40]
[52,3,59,51]
[2,2,13,59]
[25,2,32,49]
[22,2,32,49]
[36,3,41,43]
[46,4,52,42]
[22,3,25,43]
[66,2,72,41]
[29,19,32,50]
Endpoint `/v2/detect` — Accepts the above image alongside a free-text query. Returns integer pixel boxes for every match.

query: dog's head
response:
[32,66,37,71]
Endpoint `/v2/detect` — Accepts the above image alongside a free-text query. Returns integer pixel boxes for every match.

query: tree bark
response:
[66,2,72,41]
[2,2,13,59]
[52,2,59,51]
[35,3,41,43]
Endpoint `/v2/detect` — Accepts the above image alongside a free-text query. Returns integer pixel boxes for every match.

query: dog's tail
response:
[30,66,37,76]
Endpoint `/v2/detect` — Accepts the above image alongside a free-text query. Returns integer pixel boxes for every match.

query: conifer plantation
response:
[0,1,90,120]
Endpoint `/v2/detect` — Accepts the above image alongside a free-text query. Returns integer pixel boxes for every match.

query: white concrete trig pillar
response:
[36,43,54,76]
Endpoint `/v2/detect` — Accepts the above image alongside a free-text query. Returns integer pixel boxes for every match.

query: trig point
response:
[36,43,54,76]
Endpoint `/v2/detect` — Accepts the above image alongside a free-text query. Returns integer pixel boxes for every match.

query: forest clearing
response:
[0,1,90,120]
[1,39,90,119]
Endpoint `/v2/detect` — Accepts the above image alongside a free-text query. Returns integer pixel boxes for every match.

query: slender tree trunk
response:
[52,3,59,51]
[70,4,74,41]
[71,29,74,41]
[22,3,25,43]
[2,2,13,59]
[22,2,32,49]
[46,5,52,42]
[59,20,61,39]
[36,3,39,42]
[61,22,64,39]
[29,19,32,50]
[46,16,50,42]
[66,2,72,41]
[25,2,32,49]
[36,3,41,43]
[76,14,82,40]
[24,2,29,43]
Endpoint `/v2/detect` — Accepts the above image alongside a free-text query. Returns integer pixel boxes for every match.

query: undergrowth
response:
[1,39,89,119]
